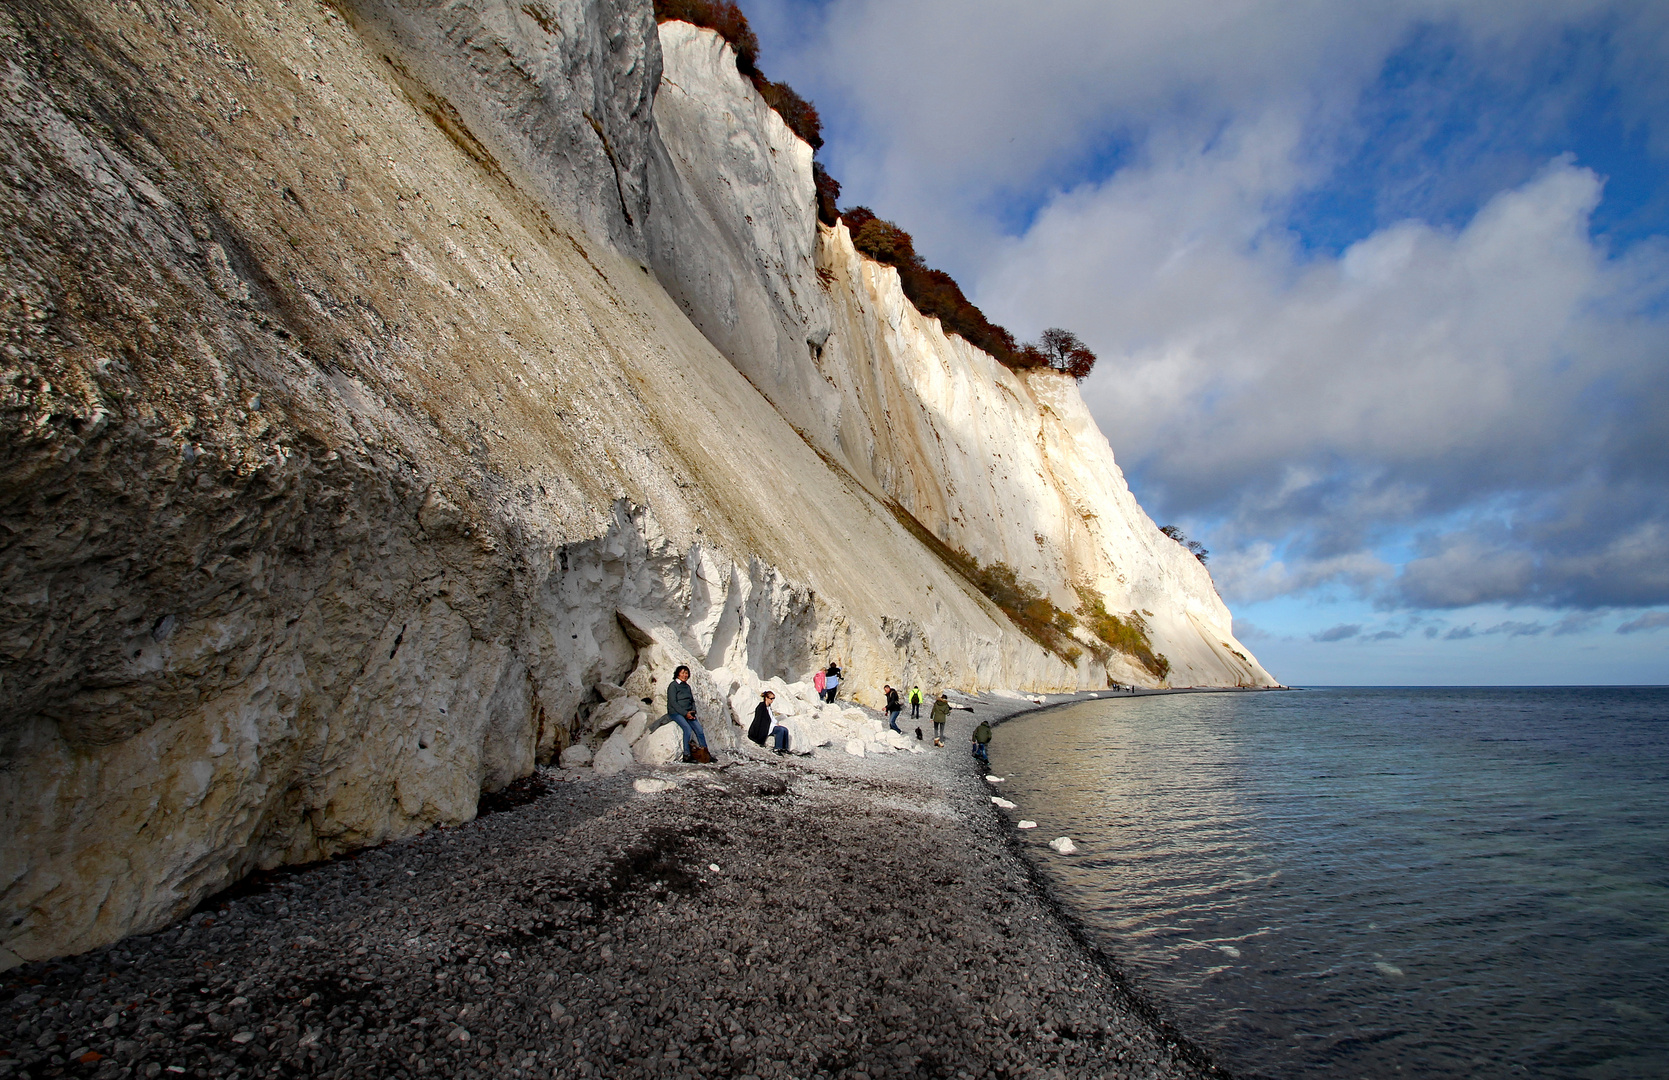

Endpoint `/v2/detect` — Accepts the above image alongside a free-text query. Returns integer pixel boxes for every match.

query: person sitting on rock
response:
[766,693,792,754]
[930,693,951,746]
[971,718,992,766]
[667,666,709,762]
[884,685,903,733]
[747,690,773,746]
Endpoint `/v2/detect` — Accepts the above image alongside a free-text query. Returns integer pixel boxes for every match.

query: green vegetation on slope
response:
[1075,585,1171,681]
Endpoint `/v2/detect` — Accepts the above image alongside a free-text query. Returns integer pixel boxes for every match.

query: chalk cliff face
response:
[647,22,1270,689]
[0,0,1270,964]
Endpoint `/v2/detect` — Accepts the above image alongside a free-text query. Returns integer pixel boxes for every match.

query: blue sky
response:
[740,0,1669,685]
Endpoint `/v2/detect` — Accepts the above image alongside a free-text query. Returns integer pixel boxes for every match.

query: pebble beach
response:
[0,694,1225,1080]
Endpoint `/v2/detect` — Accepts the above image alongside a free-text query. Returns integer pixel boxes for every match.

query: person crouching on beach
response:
[930,693,951,746]
[884,684,903,733]
[971,718,991,766]
[667,665,709,763]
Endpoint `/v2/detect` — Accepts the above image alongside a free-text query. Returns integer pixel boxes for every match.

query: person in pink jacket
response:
[812,668,826,699]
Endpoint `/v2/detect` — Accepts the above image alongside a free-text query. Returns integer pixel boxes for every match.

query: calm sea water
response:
[991,687,1669,1080]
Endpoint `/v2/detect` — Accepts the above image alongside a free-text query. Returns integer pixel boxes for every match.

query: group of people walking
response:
[664,659,993,765]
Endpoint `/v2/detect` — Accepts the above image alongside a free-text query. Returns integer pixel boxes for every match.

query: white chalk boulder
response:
[991,797,1017,810]
[1017,820,1038,830]
[591,727,635,777]
[1048,837,1078,854]
[634,723,683,766]
[844,739,866,757]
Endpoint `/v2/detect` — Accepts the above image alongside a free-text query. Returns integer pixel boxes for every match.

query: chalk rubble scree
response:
[0,0,1272,963]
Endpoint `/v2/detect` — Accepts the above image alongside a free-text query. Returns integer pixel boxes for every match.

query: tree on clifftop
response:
[1031,327,1098,380]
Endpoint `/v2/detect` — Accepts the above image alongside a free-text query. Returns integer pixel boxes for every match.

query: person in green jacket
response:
[930,694,951,746]
[971,718,991,766]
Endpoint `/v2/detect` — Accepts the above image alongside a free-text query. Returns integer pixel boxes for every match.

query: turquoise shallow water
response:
[991,687,1669,1079]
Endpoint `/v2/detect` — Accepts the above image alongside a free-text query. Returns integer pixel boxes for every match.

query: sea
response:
[990,687,1669,1080]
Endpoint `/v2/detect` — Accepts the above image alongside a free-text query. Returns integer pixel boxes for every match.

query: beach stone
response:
[1049,837,1079,854]
[844,739,866,757]
[559,744,593,769]
[1017,820,1038,829]
[591,728,635,777]
[992,797,1017,809]
[633,778,675,794]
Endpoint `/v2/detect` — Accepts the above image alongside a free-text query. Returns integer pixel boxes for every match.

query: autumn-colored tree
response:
[812,162,840,226]
[1028,327,1098,380]
[757,80,822,149]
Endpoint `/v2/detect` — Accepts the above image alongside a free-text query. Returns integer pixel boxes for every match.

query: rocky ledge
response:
[0,701,1222,1080]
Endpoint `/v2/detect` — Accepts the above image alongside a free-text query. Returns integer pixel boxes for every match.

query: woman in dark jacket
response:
[747,690,774,746]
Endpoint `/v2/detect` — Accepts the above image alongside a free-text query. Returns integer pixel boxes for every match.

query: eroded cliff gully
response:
[0,0,1272,964]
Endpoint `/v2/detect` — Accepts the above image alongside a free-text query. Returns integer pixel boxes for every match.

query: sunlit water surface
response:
[992,687,1668,1079]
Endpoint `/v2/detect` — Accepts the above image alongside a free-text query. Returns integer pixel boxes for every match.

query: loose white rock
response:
[1017,820,1038,829]
[991,797,1017,810]
[632,778,675,794]
[843,739,866,757]
[634,723,683,766]
[590,727,635,777]
[558,744,592,769]
[1048,837,1078,854]
[985,775,1004,782]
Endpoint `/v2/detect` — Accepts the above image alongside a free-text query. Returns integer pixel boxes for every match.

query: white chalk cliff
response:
[0,0,1271,966]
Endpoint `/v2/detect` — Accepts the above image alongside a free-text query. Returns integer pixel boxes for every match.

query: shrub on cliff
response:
[841,206,1025,365]
[813,162,840,226]
[1159,524,1209,564]
[1075,585,1171,680]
